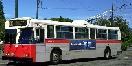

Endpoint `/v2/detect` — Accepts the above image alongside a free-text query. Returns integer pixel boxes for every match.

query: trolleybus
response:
[2,17,121,64]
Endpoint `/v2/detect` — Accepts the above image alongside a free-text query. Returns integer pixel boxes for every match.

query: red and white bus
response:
[2,17,121,64]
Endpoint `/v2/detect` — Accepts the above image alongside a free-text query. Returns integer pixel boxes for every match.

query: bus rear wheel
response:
[50,50,61,64]
[104,48,111,59]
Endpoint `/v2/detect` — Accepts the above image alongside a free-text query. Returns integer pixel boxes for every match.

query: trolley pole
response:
[15,0,18,18]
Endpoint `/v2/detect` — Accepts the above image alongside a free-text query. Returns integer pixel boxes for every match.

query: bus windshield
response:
[5,29,17,44]
[18,28,35,44]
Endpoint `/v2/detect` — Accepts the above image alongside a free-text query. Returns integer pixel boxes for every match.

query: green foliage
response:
[0,1,5,19]
[0,0,5,40]
[121,43,128,51]
[121,39,132,51]
[50,16,73,22]
[94,18,111,26]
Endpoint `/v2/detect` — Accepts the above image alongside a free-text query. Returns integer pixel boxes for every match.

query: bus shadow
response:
[60,57,117,64]
[9,57,117,66]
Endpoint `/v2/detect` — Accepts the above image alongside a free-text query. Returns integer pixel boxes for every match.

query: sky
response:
[2,0,132,27]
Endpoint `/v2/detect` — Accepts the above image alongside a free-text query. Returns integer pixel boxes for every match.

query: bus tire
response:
[50,50,61,64]
[104,48,111,59]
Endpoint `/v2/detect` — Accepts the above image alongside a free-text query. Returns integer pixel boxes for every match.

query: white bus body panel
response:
[35,42,121,62]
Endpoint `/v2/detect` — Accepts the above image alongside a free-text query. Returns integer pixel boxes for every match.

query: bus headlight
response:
[5,53,9,56]
[5,54,8,55]
[25,54,28,57]
[10,53,15,56]
[24,54,29,57]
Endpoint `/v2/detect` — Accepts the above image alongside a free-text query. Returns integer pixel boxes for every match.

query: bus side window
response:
[47,25,54,38]
[96,29,107,40]
[90,28,95,39]
[56,25,73,39]
[108,30,118,39]
[75,27,89,39]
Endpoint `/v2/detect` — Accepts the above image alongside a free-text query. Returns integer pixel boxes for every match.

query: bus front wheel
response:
[50,50,61,64]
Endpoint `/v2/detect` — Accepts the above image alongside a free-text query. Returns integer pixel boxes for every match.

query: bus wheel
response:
[104,48,111,59]
[50,50,61,64]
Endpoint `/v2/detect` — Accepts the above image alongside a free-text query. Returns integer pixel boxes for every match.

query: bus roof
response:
[6,17,120,30]
[31,19,119,30]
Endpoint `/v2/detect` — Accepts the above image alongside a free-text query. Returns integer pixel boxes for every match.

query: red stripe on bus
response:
[96,40,122,44]
[45,39,70,44]
[45,39,121,44]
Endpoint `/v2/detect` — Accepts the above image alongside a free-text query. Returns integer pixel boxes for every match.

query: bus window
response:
[36,29,44,43]
[96,29,107,40]
[75,27,88,39]
[5,29,17,44]
[18,28,35,44]
[90,28,95,39]
[47,25,54,38]
[108,30,118,39]
[56,25,73,39]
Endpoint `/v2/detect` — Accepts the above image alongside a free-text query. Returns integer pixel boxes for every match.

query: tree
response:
[0,0,5,40]
[94,18,111,26]
[50,16,73,22]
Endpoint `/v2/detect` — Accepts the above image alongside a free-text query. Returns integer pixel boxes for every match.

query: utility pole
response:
[15,0,18,18]
[111,3,114,23]
[36,0,40,19]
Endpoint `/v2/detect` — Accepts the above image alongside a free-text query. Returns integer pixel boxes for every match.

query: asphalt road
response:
[0,47,132,66]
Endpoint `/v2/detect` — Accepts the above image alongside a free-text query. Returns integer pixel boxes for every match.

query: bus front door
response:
[35,28,46,62]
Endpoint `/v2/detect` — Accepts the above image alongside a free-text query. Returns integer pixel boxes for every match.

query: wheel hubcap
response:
[53,53,59,62]
[106,52,109,58]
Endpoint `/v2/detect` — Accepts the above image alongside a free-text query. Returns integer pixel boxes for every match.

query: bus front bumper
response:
[2,56,33,62]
